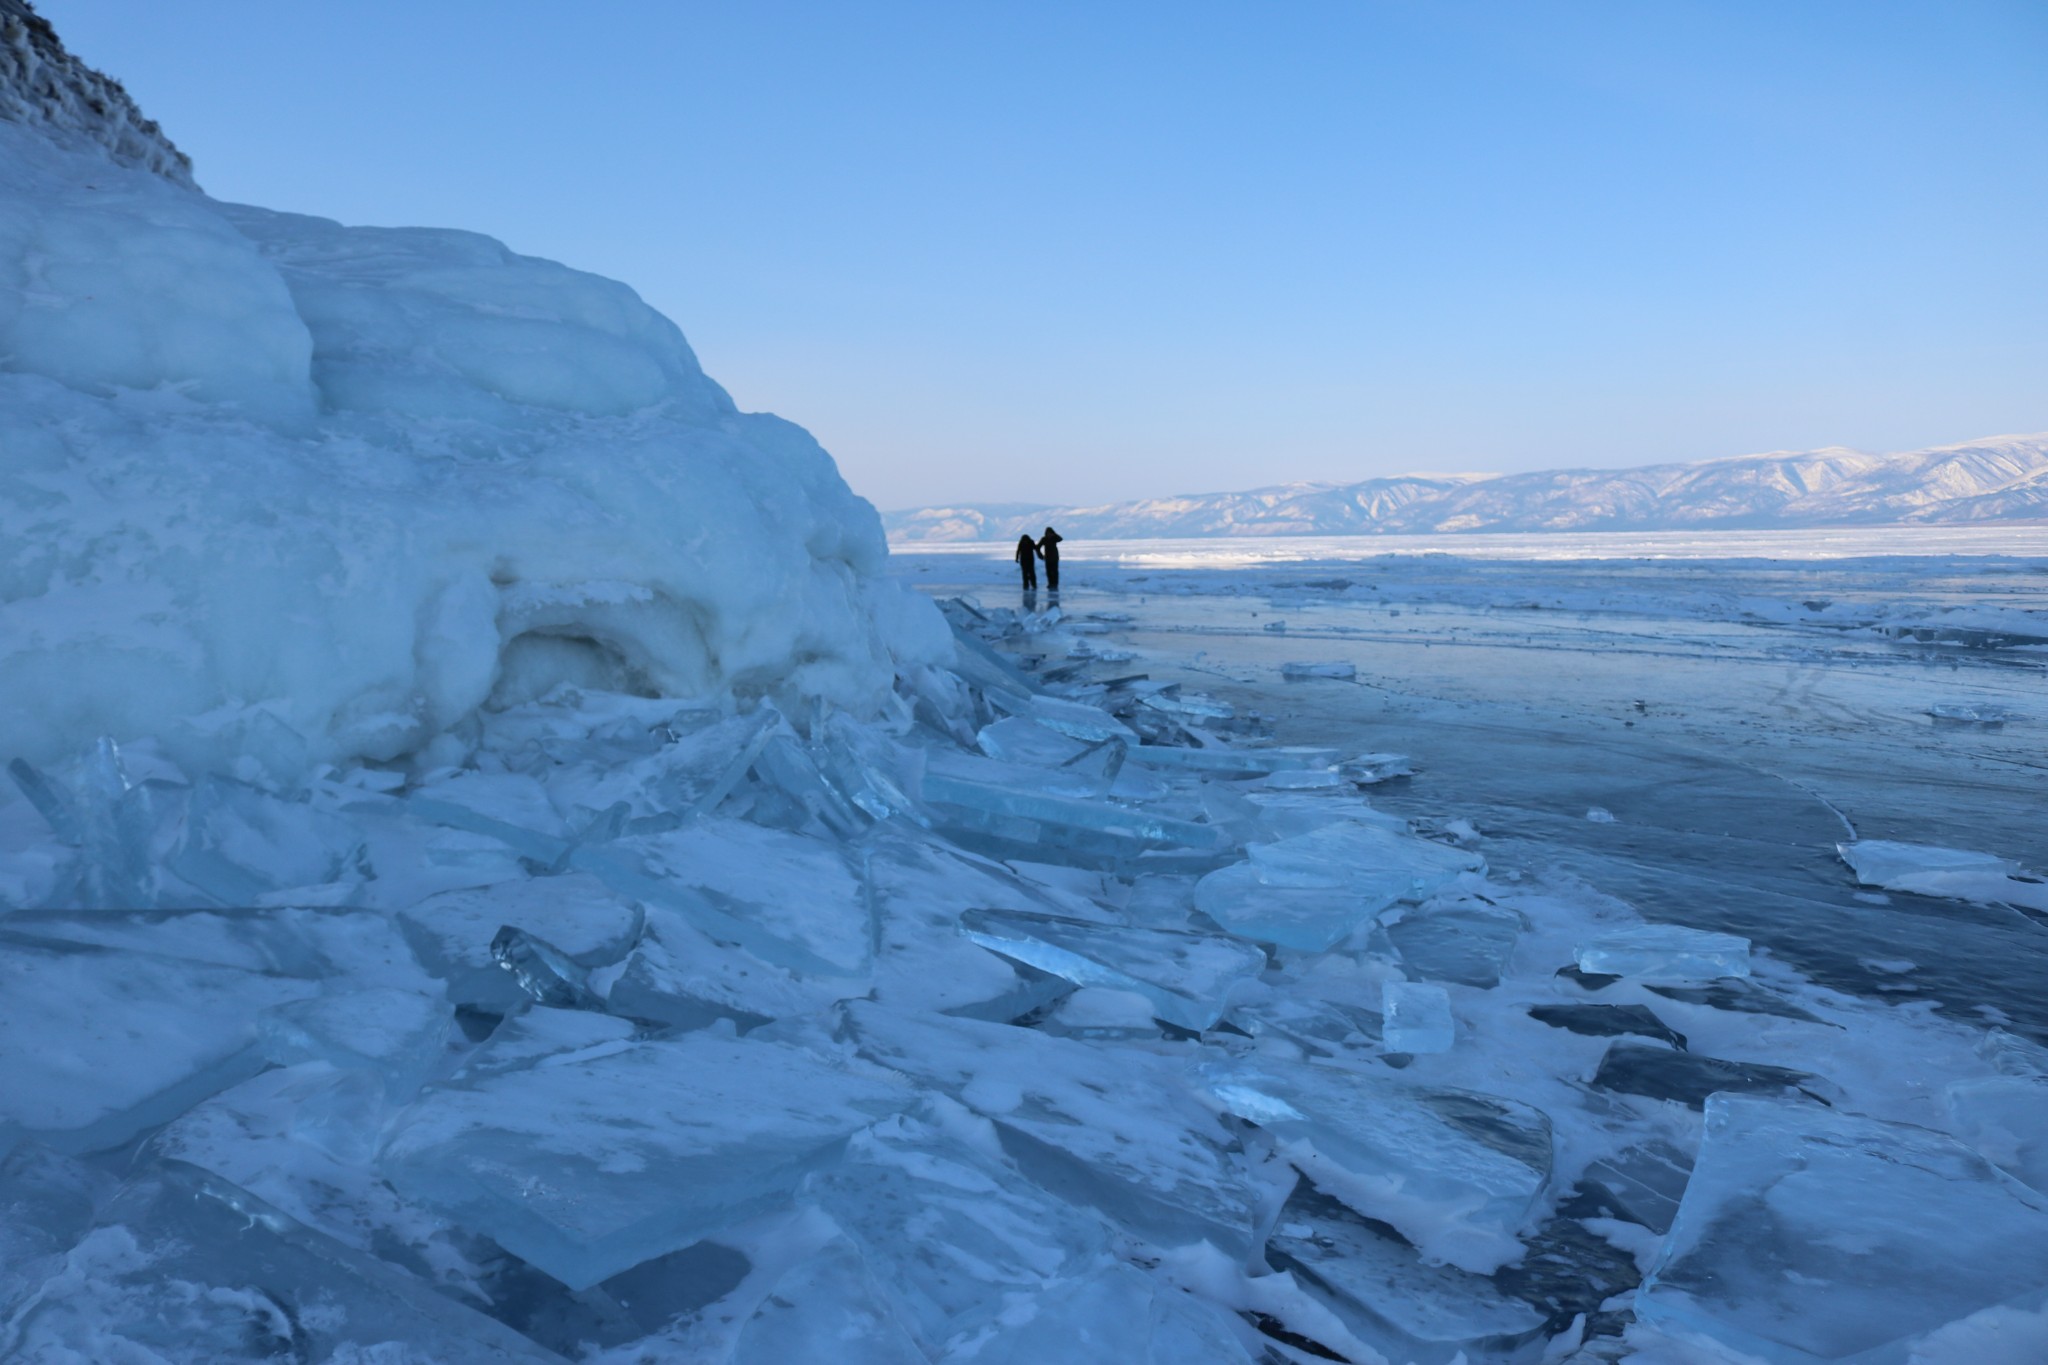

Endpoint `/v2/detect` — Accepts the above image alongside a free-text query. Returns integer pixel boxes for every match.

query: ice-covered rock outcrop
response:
[0,13,944,775]
[0,0,192,183]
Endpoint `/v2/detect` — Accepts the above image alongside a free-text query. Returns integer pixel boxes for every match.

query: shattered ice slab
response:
[0,1142,112,1315]
[1381,980,1455,1054]
[801,1104,1117,1355]
[0,933,317,1153]
[5,1162,565,1363]
[728,1237,925,1365]
[987,690,1138,743]
[1381,900,1523,987]
[578,819,874,981]
[836,1001,1259,1259]
[259,986,452,1100]
[1281,661,1357,680]
[975,715,1095,767]
[381,1027,909,1288]
[1638,1094,2048,1363]
[1192,860,1391,952]
[397,873,645,1010]
[1837,839,2048,912]
[959,907,1265,1031]
[1269,1184,1547,1365]
[1247,819,1483,900]
[1575,924,1751,982]
[167,775,363,904]
[1206,1060,1552,1273]
[1946,1075,2048,1193]
[1126,743,1341,777]
[961,1261,1256,1364]
[922,769,1226,861]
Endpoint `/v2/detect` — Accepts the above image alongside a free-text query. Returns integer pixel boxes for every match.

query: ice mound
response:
[1638,1094,2048,1362]
[0,110,946,776]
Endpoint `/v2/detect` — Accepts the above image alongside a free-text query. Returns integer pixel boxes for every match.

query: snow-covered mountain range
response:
[887,433,2048,541]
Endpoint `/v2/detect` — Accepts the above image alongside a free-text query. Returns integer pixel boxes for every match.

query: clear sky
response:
[43,0,2048,511]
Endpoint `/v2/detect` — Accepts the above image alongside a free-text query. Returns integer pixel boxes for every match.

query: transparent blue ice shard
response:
[1248,820,1482,900]
[800,1105,1114,1355]
[169,776,361,904]
[922,771,1227,857]
[1381,981,1455,1054]
[728,1238,925,1365]
[1205,1060,1552,1274]
[1382,900,1523,988]
[260,987,452,1100]
[5,1162,568,1362]
[381,1030,910,1289]
[492,925,607,1010]
[1126,743,1341,777]
[1193,860,1396,952]
[1575,925,1750,982]
[986,692,1136,743]
[835,1001,1259,1260]
[958,907,1264,1031]
[1638,1095,2048,1362]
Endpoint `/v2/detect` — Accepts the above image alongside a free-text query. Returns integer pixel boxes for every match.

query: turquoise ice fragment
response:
[958,907,1264,1031]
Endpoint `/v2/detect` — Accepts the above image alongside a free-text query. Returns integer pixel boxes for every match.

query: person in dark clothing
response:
[1037,526,1064,592]
[1013,533,1039,590]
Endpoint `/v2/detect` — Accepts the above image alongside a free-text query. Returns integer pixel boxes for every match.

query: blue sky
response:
[46,0,2048,509]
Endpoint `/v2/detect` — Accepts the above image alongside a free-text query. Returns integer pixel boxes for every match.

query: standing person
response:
[1013,533,1039,591]
[1037,526,1064,592]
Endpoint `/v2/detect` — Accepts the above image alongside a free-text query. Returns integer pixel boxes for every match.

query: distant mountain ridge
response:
[886,433,2048,541]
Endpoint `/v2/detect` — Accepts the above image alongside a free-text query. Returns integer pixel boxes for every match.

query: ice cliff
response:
[0,14,943,774]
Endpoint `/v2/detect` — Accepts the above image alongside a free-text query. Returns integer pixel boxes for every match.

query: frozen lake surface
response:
[894,542,2048,1039]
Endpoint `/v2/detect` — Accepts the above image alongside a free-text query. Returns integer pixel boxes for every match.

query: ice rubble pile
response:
[6,18,2048,1359]
[6,596,2048,1363]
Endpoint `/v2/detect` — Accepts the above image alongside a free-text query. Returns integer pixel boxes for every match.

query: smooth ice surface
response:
[959,906,1265,1031]
[1575,924,1752,981]
[1207,1061,1552,1273]
[1838,839,2048,912]
[1193,860,1391,951]
[836,1002,1260,1259]
[1381,980,1456,1054]
[1639,1094,2048,1363]
[381,1028,910,1288]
